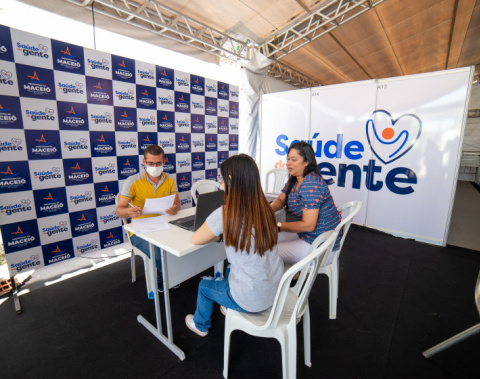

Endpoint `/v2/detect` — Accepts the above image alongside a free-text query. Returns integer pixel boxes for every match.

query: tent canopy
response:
[18,0,480,86]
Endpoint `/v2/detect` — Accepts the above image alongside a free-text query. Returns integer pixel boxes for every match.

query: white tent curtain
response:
[239,51,273,160]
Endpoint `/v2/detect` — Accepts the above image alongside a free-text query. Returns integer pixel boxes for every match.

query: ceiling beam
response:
[65,0,249,60]
[63,0,320,87]
[259,0,387,60]
[268,61,321,88]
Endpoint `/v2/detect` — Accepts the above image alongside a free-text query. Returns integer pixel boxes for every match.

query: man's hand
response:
[165,203,180,215]
[127,204,143,218]
[165,194,181,215]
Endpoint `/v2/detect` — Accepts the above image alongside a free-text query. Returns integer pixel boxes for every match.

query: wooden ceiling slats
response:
[384,1,453,46]
[399,39,451,74]
[329,11,384,47]
[338,32,392,59]
[357,47,402,77]
[456,4,480,73]
[335,61,372,81]
[374,0,449,28]
[447,6,476,69]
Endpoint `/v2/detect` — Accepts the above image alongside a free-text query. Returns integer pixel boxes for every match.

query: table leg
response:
[137,242,185,361]
[151,243,163,334]
[12,276,21,314]
[160,248,174,343]
[422,323,480,358]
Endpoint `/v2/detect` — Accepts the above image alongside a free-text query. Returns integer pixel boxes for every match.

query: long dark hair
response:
[285,142,322,211]
[220,154,277,256]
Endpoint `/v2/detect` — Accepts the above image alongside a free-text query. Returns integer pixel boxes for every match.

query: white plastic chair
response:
[116,193,156,299]
[318,201,362,319]
[423,267,480,358]
[223,230,338,379]
[265,168,289,196]
[191,179,221,205]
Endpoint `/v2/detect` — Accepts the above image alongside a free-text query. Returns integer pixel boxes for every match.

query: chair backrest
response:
[116,193,131,243]
[334,201,362,253]
[190,179,221,201]
[265,168,289,194]
[259,230,338,331]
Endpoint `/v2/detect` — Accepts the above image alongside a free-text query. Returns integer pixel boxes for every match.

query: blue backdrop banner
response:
[0,25,239,276]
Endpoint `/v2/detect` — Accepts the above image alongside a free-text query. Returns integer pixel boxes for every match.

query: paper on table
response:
[130,216,170,234]
[142,194,176,215]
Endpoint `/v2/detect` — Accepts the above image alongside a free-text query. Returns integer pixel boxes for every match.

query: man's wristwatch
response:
[277,222,282,232]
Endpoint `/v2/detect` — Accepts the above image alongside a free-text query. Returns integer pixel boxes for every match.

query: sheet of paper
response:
[142,194,176,215]
[130,215,170,234]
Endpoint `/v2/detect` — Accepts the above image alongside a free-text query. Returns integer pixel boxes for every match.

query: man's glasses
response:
[145,161,163,167]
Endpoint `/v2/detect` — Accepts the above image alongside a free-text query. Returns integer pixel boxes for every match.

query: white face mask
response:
[146,165,163,177]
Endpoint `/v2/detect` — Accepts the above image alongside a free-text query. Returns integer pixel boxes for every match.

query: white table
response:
[123,207,226,360]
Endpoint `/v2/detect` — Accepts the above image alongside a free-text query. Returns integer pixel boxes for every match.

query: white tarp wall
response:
[260,67,473,246]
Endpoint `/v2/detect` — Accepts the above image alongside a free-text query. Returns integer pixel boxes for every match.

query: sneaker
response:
[158,284,180,293]
[220,305,227,316]
[157,270,164,292]
[185,314,208,337]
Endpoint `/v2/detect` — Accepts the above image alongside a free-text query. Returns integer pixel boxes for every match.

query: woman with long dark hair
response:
[186,154,284,336]
[271,142,342,264]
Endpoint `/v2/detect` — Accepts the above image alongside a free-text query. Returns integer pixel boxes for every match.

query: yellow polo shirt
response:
[120,172,178,220]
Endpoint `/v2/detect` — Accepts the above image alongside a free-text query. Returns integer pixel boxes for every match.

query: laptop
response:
[169,190,225,231]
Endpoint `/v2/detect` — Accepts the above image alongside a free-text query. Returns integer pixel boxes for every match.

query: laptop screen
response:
[169,190,225,231]
[193,190,225,230]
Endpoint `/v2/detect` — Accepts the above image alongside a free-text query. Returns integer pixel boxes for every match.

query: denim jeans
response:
[193,267,247,332]
[130,234,163,275]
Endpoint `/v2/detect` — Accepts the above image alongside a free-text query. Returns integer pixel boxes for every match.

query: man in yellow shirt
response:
[116,144,180,291]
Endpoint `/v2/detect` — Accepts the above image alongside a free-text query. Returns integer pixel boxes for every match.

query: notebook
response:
[169,190,225,231]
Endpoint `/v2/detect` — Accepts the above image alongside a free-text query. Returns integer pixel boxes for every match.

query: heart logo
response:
[102,59,109,65]
[1,70,12,80]
[366,110,422,164]
[38,44,48,53]
[31,255,40,261]
[108,163,114,168]
[11,137,21,146]
[45,108,54,115]
[130,138,136,144]
[59,221,67,228]
[80,138,87,144]
[21,199,30,207]
[52,167,61,173]
[128,89,134,95]
[85,191,92,197]
[75,82,83,89]
[105,112,112,119]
